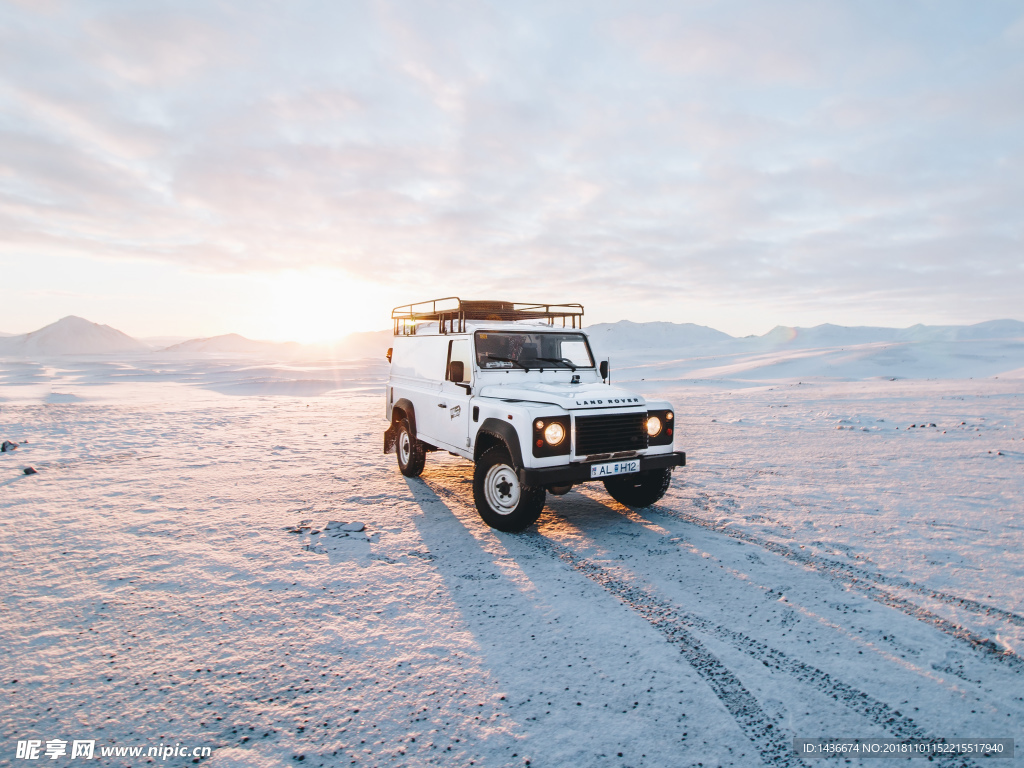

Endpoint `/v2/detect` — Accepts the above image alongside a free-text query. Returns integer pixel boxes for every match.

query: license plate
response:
[590,459,640,479]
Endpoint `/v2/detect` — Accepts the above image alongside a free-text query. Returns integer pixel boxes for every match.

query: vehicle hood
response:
[476,381,646,410]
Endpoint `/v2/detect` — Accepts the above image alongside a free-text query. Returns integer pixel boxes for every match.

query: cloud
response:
[0,0,1021,331]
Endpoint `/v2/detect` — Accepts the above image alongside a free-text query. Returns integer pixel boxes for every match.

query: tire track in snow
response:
[519,533,801,768]
[521,533,979,768]
[658,492,1024,668]
[687,490,1024,628]
[420,473,799,766]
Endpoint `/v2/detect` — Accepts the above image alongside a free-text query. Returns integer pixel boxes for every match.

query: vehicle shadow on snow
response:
[394,464,720,763]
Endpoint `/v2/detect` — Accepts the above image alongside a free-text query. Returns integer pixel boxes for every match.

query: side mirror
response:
[386,347,393,363]
[599,360,609,382]
[448,360,465,383]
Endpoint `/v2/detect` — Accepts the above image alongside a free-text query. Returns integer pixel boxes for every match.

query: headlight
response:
[646,415,662,437]
[544,421,566,445]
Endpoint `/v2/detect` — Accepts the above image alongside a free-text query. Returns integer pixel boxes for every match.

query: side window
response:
[446,339,472,383]
[394,337,447,381]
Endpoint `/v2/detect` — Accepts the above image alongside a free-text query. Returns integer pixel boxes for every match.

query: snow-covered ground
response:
[1,346,1022,767]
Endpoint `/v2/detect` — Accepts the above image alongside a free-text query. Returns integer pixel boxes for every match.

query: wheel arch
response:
[392,398,417,434]
[385,398,417,454]
[474,418,524,468]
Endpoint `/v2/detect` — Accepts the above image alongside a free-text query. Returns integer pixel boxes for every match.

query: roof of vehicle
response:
[392,297,583,336]
[395,320,591,337]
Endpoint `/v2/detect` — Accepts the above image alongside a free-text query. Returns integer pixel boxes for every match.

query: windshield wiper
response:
[536,357,577,372]
[482,354,530,371]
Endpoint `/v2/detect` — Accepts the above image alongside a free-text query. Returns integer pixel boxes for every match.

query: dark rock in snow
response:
[1,440,18,452]
[23,466,37,475]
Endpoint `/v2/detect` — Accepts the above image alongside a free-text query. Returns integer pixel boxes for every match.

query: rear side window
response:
[390,336,448,381]
[447,339,472,382]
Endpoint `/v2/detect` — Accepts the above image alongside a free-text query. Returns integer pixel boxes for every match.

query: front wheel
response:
[473,447,545,532]
[396,419,426,477]
[603,467,672,508]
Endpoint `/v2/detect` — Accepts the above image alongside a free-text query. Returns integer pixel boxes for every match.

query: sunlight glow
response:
[256,268,393,343]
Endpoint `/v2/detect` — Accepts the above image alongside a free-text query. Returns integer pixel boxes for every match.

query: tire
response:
[603,467,672,508]
[396,419,426,477]
[473,446,545,532]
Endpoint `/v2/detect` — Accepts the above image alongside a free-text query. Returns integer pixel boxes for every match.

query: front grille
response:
[575,413,648,455]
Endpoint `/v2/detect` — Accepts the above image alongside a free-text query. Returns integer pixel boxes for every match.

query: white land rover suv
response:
[383,298,686,532]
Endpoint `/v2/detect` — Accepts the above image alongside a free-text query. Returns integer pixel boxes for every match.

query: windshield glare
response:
[474,331,595,370]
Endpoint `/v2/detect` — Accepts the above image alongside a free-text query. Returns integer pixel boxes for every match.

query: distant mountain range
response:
[0,315,1022,361]
[0,316,393,359]
[585,318,1024,355]
[585,319,1024,382]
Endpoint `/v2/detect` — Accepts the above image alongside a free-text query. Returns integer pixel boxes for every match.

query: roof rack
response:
[392,298,584,336]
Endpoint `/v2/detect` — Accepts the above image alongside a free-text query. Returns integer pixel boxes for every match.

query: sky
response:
[1,0,1022,343]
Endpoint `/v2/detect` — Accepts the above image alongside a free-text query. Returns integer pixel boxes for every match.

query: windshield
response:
[474,331,595,371]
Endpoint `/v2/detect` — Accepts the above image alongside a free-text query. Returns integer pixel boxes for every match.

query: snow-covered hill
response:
[611,338,1024,385]
[587,319,1024,357]
[159,333,304,357]
[749,319,1024,350]
[586,320,733,358]
[585,319,1024,383]
[0,316,148,356]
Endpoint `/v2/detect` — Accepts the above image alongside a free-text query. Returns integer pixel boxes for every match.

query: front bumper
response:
[518,451,686,487]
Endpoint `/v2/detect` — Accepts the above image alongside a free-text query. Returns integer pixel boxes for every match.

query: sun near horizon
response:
[250,268,395,345]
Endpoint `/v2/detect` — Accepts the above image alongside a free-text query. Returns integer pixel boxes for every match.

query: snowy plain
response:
[2,319,1023,768]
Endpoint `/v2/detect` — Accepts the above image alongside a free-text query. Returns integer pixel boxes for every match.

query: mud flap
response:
[383,422,400,454]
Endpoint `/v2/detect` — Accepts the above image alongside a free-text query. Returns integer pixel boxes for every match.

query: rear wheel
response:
[473,447,545,532]
[603,467,672,508]
[396,419,426,477]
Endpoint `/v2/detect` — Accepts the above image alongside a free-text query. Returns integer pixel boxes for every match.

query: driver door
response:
[434,338,474,454]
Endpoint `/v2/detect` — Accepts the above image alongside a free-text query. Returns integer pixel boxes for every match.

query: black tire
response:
[603,467,672,508]
[396,419,426,477]
[473,446,545,532]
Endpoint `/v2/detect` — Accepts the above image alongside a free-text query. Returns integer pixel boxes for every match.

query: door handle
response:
[438,403,447,408]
